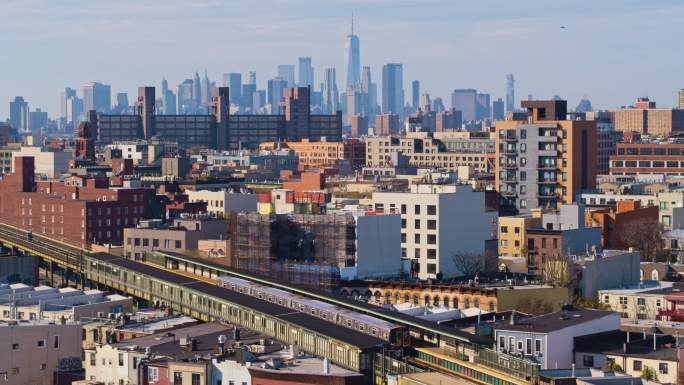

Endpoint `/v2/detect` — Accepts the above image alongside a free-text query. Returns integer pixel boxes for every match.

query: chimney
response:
[509,312,516,326]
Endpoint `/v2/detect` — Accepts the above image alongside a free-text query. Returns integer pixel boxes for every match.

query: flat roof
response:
[495,309,615,333]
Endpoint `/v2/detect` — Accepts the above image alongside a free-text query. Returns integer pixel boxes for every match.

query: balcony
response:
[500,190,517,198]
[537,164,557,170]
[501,163,518,169]
[538,191,557,198]
[537,178,557,184]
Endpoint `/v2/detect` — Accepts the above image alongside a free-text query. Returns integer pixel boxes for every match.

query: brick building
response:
[610,142,684,176]
[585,200,659,249]
[0,157,159,248]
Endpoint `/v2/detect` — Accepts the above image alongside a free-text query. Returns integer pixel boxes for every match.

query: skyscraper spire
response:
[351,12,354,35]
[345,13,361,89]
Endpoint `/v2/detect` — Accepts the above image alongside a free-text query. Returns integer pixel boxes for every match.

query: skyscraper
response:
[241,83,256,113]
[361,66,377,120]
[506,74,515,113]
[60,87,76,119]
[679,89,684,109]
[382,63,404,119]
[298,57,314,88]
[277,65,296,87]
[113,92,129,114]
[28,108,48,133]
[344,15,361,89]
[411,80,420,110]
[493,98,505,120]
[9,96,29,131]
[83,82,111,113]
[66,96,83,127]
[248,71,257,85]
[200,71,212,110]
[222,73,242,107]
[267,77,287,113]
[322,68,339,114]
[177,79,195,114]
[193,72,202,109]
[451,89,477,122]
[476,93,491,120]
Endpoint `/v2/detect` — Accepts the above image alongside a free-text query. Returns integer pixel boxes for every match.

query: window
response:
[37,340,45,348]
[142,238,149,247]
[414,205,421,215]
[414,219,420,229]
[427,249,436,259]
[175,240,182,249]
[12,343,19,350]
[415,234,421,243]
[118,353,124,366]
[499,336,505,350]
[53,335,59,349]
[173,371,183,385]
[501,226,508,233]
[414,248,421,259]
[637,298,646,306]
[148,367,159,382]
[90,353,96,366]
[535,339,542,353]
[427,205,437,215]
[525,338,532,355]
[508,337,515,351]
[583,355,595,367]
[633,360,642,371]
[40,363,47,370]
[192,373,200,385]
[659,362,668,374]
[619,296,628,305]
[401,204,407,214]
[427,264,437,274]
[401,233,406,243]
[427,220,436,229]
[401,219,406,229]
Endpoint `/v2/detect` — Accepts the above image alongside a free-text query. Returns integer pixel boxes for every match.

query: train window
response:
[372,328,378,335]
[347,319,352,327]
[359,324,365,332]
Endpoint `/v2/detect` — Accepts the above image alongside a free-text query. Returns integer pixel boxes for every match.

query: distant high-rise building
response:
[221,73,242,108]
[267,77,287,113]
[177,79,195,114]
[411,80,420,110]
[163,90,176,115]
[382,63,404,119]
[248,71,257,85]
[361,66,377,120]
[493,98,505,120]
[83,82,111,113]
[432,97,445,113]
[298,57,314,88]
[451,89,477,122]
[678,89,684,109]
[322,68,339,114]
[575,97,593,113]
[277,65,296,87]
[113,92,129,114]
[252,89,266,114]
[506,74,515,113]
[28,108,48,133]
[193,72,202,108]
[476,93,491,120]
[60,87,76,119]
[374,113,400,136]
[66,96,83,127]
[160,78,169,114]
[200,71,212,110]
[420,93,431,112]
[345,15,361,89]
[9,96,29,131]
[241,84,257,113]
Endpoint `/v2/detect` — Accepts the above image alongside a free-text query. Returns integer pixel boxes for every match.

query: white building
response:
[598,281,677,321]
[0,320,82,385]
[372,183,496,280]
[494,309,620,370]
[11,146,71,178]
[186,189,258,217]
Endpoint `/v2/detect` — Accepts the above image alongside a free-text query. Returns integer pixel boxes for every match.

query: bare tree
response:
[542,254,572,287]
[620,218,663,262]
[450,251,486,276]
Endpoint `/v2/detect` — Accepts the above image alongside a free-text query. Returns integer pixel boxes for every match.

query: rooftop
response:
[495,309,616,333]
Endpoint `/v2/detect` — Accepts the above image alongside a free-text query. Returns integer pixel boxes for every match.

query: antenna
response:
[351,12,354,35]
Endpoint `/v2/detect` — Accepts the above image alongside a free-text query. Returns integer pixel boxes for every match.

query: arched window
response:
[488,301,495,312]
[433,296,440,307]
[394,292,400,303]
[413,294,419,305]
[424,295,431,306]
[443,297,450,308]
[453,297,459,309]
[474,298,480,308]
[464,298,470,309]
[374,291,382,302]
[404,293,410,303]
[652,270,659,280]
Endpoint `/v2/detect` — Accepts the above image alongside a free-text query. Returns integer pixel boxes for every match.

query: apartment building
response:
[495,100,597,213]
[372,183,497,280]
[11,145,71,178]
[365,132,494,174]
[123,217,228,260]
[611,97,684,137]
[280,138,366,169]
[1,320,82,385]
[185,189,258,217]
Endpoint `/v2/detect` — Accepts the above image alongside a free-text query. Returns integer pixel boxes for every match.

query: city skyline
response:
[1,0,683,118]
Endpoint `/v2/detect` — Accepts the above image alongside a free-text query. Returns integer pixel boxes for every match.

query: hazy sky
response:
[1,0,682,118]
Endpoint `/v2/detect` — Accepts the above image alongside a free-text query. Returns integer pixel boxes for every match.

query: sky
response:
[0,0,682,118]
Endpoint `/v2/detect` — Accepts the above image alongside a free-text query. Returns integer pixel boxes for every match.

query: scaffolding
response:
[229,212,356,291]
